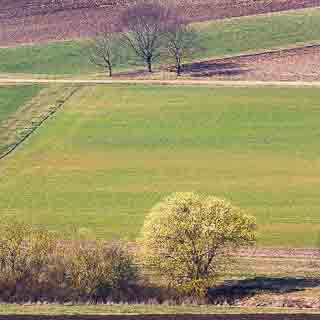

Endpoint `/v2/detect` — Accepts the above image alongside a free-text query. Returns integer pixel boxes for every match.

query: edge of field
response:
[0,304,319,315]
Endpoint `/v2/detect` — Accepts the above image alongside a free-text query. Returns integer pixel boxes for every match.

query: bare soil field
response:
[180,45,320,81]
[1,0,320,46]
[111,45,320,81]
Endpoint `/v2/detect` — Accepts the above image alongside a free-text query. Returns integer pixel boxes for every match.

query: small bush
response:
[0,221,59,302]
[64,241,138,303]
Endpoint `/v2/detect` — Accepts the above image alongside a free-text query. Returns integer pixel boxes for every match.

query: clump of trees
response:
[0,193,256,303]
[89,0,201,76]
[139,192,256,299]
[0,221,138,303]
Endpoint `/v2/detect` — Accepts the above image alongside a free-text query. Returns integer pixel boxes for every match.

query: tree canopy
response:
[140,192,256,297]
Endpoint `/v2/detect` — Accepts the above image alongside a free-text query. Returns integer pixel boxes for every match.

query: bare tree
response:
[88,31,123,77]
[165,22,200,76]
[121,0,170,73]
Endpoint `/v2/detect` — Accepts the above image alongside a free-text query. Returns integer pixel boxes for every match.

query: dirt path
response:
[2,78,320,87]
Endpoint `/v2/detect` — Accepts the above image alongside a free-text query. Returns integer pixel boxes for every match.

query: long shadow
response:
[182,61,249,77]
[208,277,320,303]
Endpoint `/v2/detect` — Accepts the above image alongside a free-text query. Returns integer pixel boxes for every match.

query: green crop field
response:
[0,85,41,125]
[1,8,320,75]
[0,85,320,247]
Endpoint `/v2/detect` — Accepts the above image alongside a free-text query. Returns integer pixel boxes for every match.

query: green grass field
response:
[0,85,320,247]
[1,8,320,75]
[0,85,41,125]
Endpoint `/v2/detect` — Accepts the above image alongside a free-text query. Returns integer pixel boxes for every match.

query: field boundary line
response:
[185,42,320,67]
[0,85,79,161]
[2,79,320,87]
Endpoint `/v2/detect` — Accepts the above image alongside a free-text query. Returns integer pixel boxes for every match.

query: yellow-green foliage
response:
[140,192,256,296]
[65,241,112,300]
[0,221,138,302]
[0,221,57,280]
[65,242,138,302]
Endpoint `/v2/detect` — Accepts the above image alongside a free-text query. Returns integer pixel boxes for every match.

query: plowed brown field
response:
[183,45,320,81]
[1,0,320,46]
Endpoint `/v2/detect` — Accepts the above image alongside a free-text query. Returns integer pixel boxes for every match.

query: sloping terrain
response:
[183,45,320,81]
[1,85,320,246]
[1,0,320,46]
[2,7,320,76]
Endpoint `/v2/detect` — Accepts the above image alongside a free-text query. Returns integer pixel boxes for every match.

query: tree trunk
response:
[147,57,152,73]
[176,55,182,76]
[176,63,181,76]
[108,64,112,77]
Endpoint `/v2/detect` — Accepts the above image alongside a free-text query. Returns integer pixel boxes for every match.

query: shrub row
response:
[0,221,141,303]
[0,193,257,303]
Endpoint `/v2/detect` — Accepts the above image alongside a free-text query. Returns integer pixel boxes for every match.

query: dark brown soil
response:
[1,0,320,46]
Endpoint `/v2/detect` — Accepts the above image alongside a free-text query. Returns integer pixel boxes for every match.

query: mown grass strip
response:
[0,85,79,159]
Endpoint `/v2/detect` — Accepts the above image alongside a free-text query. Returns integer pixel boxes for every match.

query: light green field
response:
[0,85,41,125]
[0,85,320,247]
[1,8,320,75]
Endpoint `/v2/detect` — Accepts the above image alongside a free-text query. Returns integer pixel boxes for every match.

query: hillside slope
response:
[1,0,320,46]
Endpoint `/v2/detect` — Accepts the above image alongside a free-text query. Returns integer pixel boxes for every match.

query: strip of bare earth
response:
[2,79,320,87]
[0,85,79,160]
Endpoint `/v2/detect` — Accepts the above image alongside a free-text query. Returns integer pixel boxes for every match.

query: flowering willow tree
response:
[140,192,256,297]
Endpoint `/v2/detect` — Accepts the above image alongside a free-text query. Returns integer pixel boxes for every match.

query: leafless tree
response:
[88,31,123,77]
[165,21,200,76]
[121,0,171,73]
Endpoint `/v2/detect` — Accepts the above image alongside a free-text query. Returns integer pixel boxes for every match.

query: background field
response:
[1,8,320,75]
[2,0,319,46]
[0,85,320,247]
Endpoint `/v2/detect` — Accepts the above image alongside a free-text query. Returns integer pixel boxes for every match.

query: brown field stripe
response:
[0,314,319,320]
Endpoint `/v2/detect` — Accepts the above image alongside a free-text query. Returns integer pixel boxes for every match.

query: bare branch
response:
[87,27,123,77]
[121,0,172,72]
[164,21,200,76]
